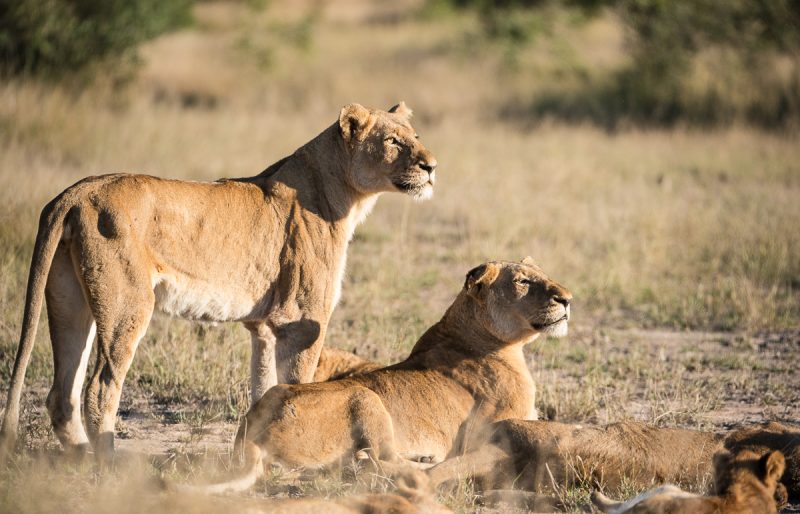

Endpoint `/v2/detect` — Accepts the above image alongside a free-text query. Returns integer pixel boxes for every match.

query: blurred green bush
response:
[0,0,194,77]
[434,0,800,128]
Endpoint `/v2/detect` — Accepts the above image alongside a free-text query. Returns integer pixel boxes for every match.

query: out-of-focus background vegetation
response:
[3,0,799,127]
[0,0,798,512]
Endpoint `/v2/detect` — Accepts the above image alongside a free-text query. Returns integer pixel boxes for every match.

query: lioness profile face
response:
[339,102,437,200]
[466,257,572,343]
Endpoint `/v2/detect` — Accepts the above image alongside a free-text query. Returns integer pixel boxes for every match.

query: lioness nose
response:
[553,295,570,307]
[419,159,437,174]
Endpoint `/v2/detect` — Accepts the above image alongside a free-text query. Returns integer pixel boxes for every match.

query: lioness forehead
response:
[373,109,416,131]
[498,261,548,279]
[388,117,416,133]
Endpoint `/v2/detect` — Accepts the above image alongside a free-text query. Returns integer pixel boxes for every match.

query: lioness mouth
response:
[392,181,415,192]
[531,315,568,330]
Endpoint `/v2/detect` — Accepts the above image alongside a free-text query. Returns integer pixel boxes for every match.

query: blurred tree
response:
[616,0,800,124]
[433,0,800,127]
[0,0,194,77]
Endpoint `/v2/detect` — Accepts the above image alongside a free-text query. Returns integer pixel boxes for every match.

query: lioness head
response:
[464,257,572,343]
[714,450,787,501]
[338,102,437,200]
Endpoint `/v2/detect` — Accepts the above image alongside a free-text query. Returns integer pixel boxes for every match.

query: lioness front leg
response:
[273,317,326,384]
[245,321,278,403]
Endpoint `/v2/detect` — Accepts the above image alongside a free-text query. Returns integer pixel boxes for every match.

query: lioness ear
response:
[388,101,413,119]
[521,256,537,267]
[760,451,786,483]
[464,262,499,297]
[339,103,374,143]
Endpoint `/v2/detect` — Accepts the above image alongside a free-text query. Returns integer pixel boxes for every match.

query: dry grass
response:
[0,0,798,512]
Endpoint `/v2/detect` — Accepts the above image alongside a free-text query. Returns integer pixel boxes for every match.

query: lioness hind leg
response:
[81,262,155,465]
[348,387,400,464]
[45,244,95,453]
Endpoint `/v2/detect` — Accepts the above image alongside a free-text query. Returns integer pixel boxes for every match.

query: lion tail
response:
[1,193,73,457]
[175,439,264,495]
[590,490,623,513]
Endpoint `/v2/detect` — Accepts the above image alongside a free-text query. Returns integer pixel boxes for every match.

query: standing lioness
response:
[195,258,572,493]
[0,102,437,462]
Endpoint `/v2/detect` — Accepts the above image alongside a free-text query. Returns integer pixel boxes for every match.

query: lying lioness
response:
[196,257,571,492]
[591,450,786,514]
[312,347,382,382]
[427,419,800,501]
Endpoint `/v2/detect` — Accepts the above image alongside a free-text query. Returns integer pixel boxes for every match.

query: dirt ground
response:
[9,325,799,512]
[93,327,800,456]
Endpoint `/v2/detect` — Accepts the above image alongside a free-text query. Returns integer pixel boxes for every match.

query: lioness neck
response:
[245,124,379,315]
[267,123,377,227]
[411,293,526,357]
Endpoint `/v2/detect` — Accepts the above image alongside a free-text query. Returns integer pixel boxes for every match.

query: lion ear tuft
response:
[388,101,413,119]
[339,103,373,143]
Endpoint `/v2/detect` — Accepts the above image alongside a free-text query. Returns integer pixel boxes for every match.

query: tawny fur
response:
[195,258,572,492]
[428,420,723,493]
[0,102,437,461]
[313,347,382,382]
[591,450,786,514]
[426,420,800,502]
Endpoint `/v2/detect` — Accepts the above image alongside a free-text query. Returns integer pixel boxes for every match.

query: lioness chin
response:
[1,102,436,463]
[191,257,572,493]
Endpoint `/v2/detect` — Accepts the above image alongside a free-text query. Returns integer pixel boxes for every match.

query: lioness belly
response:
[153,274,260,322]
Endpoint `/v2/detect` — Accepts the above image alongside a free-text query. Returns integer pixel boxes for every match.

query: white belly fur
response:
[153,273,256,321]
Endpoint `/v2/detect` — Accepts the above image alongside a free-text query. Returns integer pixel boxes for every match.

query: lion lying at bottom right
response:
[424,419,800,509]
[591,449,785,514]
